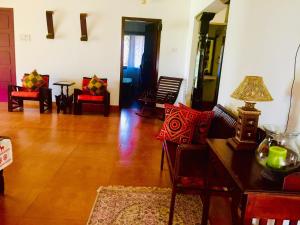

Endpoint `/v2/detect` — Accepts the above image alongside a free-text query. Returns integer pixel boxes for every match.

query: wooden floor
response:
[0,103,170,225]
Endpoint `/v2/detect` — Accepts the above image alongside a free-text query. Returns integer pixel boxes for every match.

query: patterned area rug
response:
[87,186,202,225]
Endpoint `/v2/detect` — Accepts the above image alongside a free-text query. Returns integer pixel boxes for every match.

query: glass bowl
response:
[256,125,300,180]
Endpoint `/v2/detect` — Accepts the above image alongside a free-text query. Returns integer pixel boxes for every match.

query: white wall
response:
[0,0,191,105]
[219,0,300,131]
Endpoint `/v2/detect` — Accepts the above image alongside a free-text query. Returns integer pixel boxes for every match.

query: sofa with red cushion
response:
[8,74,52,113]
[73,77,110,116]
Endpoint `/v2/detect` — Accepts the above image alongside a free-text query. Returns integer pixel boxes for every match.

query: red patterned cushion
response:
[21,70,45,91]
[179,103,214,144]
[78,94,104,102]
[88,75,106,96]
[11,91,39,98]
[82,76,108,95]
[156,104,199,144]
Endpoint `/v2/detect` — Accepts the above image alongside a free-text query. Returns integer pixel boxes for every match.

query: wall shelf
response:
[80,13,88,41]
[46,11,54,39]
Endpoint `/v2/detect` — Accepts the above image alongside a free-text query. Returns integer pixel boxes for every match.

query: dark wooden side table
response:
[53,81,75,114]
[203,139,294,225]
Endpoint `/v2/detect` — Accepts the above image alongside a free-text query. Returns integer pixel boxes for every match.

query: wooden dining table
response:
[202,138,298,225]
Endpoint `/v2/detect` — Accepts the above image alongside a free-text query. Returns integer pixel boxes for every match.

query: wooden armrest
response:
[74,88,82,93]
[74,88,83,97]
[39,86,51,91]
[174,143,209,178]
[177,143,209,152]
[104,89,110,96]
[39,87,52,99]
[8,85,22,92]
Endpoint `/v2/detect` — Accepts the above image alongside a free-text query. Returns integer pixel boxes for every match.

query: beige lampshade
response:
[231,76,273,102]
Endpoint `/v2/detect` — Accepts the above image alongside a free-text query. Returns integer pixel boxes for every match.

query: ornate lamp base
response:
[228,106,261,151]
[227,137,257,151]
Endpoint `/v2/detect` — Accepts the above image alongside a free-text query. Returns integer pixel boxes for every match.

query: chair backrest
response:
[208,104,237,139]
[244,191,300,225]
[41,75,49,88]
[155,76,183,104]
[82,77,108,93]
[283,172,300,192]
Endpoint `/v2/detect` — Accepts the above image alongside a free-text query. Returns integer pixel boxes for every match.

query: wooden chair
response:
[73,77,110,116]
[161,105,237,225]
[244,191,300,225]
[136,76,183,117]
[8,74,52,113]
[208,172,300,225]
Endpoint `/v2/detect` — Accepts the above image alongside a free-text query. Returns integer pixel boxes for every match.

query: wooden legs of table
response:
[0,170,4,195]
[201,160,213,225]
[56,94,73,114]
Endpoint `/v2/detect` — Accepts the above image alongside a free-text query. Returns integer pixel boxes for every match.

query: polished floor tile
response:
[0,103,170,224]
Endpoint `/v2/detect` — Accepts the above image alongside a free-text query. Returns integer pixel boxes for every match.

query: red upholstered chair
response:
[8,75,52,113]
[208,172,300,225]
[243,191,300,225]
[73,77,110,116]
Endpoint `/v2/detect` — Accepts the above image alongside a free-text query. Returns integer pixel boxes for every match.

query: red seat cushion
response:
[11,91,39,98]
[78,94,104,102]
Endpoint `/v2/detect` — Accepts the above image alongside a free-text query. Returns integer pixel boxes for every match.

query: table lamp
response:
[227,75,273,150]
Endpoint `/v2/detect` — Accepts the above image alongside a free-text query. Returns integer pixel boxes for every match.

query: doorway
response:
[202,23,227,109]
[0,8,16,102]
[119,17,162,109]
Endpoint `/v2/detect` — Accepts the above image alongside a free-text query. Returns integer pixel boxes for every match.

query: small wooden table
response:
[53,81,75,114]
[204,139,294,225]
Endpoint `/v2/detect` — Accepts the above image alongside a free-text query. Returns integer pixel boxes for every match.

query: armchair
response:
[8,74,52,113]
[161,104,237,225]
[73,77,110,116]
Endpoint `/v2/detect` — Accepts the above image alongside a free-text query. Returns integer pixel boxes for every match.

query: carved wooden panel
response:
[46,11,54,39]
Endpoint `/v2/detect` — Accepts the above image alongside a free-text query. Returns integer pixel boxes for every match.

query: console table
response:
[203,139,296,225]
[53,81,75,114]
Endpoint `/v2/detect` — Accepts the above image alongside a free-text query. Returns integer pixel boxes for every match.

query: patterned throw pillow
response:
[87,75,106,96]
[179,103,214,144]
[22,70,45,91]
[156,104,199,144]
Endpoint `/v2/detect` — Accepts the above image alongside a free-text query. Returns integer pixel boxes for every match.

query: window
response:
[123,35,145,68]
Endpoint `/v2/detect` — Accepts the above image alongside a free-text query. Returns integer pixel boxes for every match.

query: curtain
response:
[123,35,145,68]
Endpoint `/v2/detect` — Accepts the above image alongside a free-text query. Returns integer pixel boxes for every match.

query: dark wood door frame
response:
[119,16,162,108]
